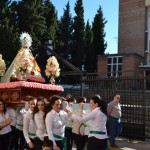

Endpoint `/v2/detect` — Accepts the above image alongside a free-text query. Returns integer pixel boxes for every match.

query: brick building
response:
[98,0,150,77]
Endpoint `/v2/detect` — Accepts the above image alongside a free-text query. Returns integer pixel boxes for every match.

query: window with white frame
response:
[107,56,122,77]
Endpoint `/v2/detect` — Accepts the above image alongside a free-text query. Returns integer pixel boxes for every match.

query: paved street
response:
[111,137,150,150]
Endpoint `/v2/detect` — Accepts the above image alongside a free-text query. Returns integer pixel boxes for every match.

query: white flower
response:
[45,56,60,78]
[0,54,6,76]
[15,48,34,74]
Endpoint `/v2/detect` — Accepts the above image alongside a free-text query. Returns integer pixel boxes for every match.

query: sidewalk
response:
[111,137,150,150]
[72,137,150,150]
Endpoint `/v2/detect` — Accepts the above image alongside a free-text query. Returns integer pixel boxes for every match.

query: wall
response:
[97,55,108,76]
[122,53,144,76]
[118,0,146,56]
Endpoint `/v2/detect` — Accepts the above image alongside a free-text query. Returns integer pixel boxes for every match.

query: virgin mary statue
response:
[1,32,41,83]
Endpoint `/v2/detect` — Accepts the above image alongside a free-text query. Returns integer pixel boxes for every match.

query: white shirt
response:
[45,109,68,146]
[107,100,121,118]
[16,108,24,131]
[0,112,12,135]
[7,107,17,126]
[72,109,85,134]
[66,106,73,128]
[23,109,37,143]
[72,107,107,139]
[34,110,46,141]
[84,109,91,135]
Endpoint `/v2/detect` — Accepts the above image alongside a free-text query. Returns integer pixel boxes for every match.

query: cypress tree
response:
[72,0,85,70]
[92,6,107,71]
[59,1,73,63]
[43,0,58,45]
[84,20,94,72]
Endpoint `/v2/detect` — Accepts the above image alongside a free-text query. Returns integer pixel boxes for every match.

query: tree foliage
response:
[0,0,19,66]
[17,0,46,49]
[91,6,107,71]
[58,1,73,62]
[92,6,107,70]
[84,20,94,72]
[72,0,85,70]
[43,0,58,44]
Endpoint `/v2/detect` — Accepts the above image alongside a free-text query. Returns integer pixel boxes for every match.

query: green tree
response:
[72,0,85,70]
[58,1,73,62]
[0,0,19,65]
[43,0,58,45]
[17,0,46,49]
[92,6,107,71]
[92,6,107,72]
[84,20,94,72]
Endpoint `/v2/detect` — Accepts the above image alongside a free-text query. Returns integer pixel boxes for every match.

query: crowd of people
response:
[0,93,122,150]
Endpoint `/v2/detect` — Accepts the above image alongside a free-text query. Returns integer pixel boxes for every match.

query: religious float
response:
[0,33,63,107]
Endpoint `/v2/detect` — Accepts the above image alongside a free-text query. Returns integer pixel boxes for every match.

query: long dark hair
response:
[77,97,86,103]
[28,96,37,104]
[91,96,107,116]
[44,95,61,120]
[33,97,47,120]
[0,100,7,114]
[28,96,37,111]
[49,95,61,110]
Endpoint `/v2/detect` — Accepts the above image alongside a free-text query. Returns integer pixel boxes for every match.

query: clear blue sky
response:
[51,0,119,54]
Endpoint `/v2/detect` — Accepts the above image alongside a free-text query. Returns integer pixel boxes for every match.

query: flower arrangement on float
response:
[45,56,60,84]
[14,49,34,75]
[14,32,34,75]
[0,54,6,76]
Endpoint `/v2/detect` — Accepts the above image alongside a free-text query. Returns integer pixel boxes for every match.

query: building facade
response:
[98,0,150,77]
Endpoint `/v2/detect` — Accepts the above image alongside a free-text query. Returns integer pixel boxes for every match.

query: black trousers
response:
[27,138,35,150]
[9,126,18,150]
[0,131,12,150]
[34,137,43,150]
[72,133,86,150]
[43,136,53,148]
[55,140,63,150]
[16,129,26,150]
[87,137,107,150]
[65,127,73,150]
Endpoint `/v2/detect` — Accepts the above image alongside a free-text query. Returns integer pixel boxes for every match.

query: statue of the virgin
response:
[1,32,41,82]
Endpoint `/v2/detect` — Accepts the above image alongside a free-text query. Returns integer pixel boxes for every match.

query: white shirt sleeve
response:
[23,114,31,143]
[45,112,56,146]
[7,108,17,126]
[60,110,70,126]
[72,109,95,122]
